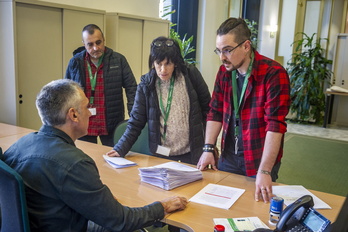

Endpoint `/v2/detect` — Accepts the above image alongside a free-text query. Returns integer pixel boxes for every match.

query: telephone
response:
[253,195,331,232]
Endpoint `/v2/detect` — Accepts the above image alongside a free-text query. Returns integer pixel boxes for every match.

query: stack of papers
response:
[189,183,245,209]
[138,162,203,190]
[214,217,270,232]
[103,155,137,168]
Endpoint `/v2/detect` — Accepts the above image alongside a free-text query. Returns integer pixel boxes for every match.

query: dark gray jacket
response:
[113,64,211,164]
[3,125,164,232]
[65,47,137,134]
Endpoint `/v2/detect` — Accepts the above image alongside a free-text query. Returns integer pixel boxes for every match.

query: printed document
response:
[272,185,331,209]
[189,183,245,209]
[214,217,270,232]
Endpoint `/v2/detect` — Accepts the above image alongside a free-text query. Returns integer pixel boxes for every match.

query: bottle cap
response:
[214,224,225,232]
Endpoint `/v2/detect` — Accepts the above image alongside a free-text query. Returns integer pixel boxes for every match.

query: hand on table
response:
[196,152,218,171]
[105,150,121,157]
[255,172,274,203]
[160,196,188,215]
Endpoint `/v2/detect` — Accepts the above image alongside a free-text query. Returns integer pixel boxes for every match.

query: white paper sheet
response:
[272,185,331,209]
[103,155,137,169]
[149,161,199,171]
[189,183,245,209]
[214,217,270,232]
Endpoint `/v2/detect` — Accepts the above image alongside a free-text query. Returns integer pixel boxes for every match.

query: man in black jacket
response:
[65,24,137,146]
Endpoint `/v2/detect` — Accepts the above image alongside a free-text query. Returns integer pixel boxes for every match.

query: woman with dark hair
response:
[106,36,211,164]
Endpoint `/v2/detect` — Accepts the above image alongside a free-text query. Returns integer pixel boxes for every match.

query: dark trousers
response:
[79,134,114,147]
[218,152,281,182]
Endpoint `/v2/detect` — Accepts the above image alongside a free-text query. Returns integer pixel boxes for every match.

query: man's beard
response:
[222,59,243,72]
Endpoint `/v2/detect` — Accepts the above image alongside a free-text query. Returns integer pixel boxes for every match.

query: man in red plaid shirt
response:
[197,18,290,203]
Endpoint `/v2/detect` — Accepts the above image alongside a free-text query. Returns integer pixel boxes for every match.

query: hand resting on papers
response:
[160,196,188,215]
[106,149,121,157]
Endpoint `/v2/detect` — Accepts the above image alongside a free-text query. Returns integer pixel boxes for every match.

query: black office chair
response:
[113,120,151,155]
[0,147,31,232]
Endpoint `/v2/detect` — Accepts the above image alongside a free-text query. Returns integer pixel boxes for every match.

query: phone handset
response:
[275,195,314,232]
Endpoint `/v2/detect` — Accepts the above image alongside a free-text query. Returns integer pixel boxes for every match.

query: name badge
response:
[156,145,170,156]
[88,108,97,116]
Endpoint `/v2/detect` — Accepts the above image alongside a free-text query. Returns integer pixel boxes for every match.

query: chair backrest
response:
[113,120,151,155]
[0,147,31,232]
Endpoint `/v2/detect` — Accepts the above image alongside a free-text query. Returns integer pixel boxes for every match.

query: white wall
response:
[196,0,229,93]
[278,0,297,67]
[321,0,333,59]
[38,0,160,17]
[258,0,279,59]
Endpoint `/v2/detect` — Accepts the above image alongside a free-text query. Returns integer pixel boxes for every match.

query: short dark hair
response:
[217,18,251,44]
[82,24,104,39]
[148,36,186,76]
[36,79,83,126]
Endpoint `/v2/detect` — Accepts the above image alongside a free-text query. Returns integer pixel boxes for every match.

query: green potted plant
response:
[287,32,333,124]
[244,19,259,50]
[169,28,196,64]
[161,1,196,64]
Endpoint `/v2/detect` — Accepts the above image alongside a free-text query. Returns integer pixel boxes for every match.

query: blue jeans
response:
[218,152,281,182]
[218,152,246,176]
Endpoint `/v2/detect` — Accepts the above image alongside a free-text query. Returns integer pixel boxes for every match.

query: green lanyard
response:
[86,55,104,105]
[158,77,175,141]
[231,52,254,154]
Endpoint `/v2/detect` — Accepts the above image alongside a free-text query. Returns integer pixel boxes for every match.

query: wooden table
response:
[0,122,35,138]
[76,140,346,231]
[0,123,346,232]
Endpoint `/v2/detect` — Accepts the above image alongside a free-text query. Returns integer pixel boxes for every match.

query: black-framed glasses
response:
[214,40,247,56]
[153,40,174,47]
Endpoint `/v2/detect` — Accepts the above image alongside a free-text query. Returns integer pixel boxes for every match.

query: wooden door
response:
[118,17,143,82]
[16,3,63,130]
[62,9,105,74]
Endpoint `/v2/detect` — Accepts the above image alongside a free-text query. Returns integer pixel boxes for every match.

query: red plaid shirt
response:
[207,51,290,176]
[84,53,108,136]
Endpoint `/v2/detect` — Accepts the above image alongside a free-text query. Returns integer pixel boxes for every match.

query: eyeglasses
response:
[214,40,247,56]
[153,40,174,47]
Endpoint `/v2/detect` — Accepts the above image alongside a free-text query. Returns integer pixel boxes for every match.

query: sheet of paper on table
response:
[272,185,331,209]
[189,183,245,209]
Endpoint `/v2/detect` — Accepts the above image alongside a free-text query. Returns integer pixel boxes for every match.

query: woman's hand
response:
[105,150,121,157]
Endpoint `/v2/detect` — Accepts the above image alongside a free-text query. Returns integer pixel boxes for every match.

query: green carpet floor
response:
[278,133,348,197]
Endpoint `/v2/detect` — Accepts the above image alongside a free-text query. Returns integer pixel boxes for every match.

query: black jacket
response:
[3,125,164,231]
[113,64,211,164]
[65,47,137,134]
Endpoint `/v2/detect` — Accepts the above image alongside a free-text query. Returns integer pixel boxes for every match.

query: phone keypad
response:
[287,224,311,232]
